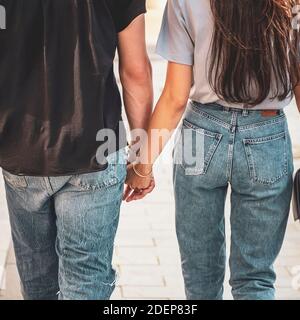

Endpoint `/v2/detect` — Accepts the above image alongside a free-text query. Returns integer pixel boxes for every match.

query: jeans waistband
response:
[191,101,284,116]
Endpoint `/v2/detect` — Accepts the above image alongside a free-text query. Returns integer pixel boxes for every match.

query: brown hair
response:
[209,0,300,107]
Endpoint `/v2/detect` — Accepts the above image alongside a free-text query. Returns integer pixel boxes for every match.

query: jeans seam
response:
[183,119,222,139]
[226,112,238,181]
[238,115,285,131]
[243,131,286,144]
[189,103,231,130]
[76,177,120,191]
[43,177,54,196]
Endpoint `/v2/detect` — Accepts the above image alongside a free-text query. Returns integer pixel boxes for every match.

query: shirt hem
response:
[117,5,147,32]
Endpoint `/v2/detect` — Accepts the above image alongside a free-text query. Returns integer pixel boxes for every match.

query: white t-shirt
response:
[156,0,292,110]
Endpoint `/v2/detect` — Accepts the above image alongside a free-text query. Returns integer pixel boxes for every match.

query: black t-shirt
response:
[0,0,146,176]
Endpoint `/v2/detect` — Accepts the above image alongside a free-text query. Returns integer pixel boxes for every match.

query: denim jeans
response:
[174,102,294,300]
[3,150,126,300]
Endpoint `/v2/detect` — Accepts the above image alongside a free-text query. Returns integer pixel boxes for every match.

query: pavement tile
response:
[119,265,183,278]
[276,287,300,300]
[0,222,10,252]
[115,233,155,248]
[113,248,159,266]
[110,287,123,300]
[122,286,185,299]
[117,272,164,287]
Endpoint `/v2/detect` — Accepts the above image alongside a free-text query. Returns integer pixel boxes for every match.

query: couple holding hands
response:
[0,0,299,300]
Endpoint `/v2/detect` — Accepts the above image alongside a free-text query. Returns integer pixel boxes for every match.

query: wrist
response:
[134,163,153,176]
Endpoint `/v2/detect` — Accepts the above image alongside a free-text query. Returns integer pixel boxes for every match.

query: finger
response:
[123,185,133,201]
[126,163,133,170]
[146,181,156,193]
[143,179,155,192]
[126,181,156,202]
[130,189,150,201]
[124,189,136,202]
[125,189,143,202]
[130,191,148,201]
[133,183,155,200]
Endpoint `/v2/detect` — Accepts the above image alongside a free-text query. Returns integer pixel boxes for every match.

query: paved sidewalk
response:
[1,2,300,300]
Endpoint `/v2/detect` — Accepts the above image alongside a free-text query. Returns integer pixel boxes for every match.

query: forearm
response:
[121,61,153,133]
[139,91,186,167]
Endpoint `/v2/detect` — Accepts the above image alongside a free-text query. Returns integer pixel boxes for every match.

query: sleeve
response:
[112,0,146,33]
[156,0,194,66]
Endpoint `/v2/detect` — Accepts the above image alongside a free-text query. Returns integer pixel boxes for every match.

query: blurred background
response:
[1,0,300,300]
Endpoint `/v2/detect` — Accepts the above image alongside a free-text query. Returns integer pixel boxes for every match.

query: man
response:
[0,0,153,300]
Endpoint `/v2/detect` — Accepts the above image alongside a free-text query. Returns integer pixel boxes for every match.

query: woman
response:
[125,0,300,300]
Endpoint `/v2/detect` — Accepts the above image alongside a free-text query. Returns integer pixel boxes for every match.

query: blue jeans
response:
[174,102,294,300]
[3,150,126,300]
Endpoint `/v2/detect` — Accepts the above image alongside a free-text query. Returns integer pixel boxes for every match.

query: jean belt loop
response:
[242,109,249,117]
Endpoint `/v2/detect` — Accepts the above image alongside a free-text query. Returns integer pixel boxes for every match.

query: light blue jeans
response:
[3,150,126,300]
[174,102,294,300]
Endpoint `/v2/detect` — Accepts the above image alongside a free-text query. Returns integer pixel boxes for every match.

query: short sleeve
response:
[110,0,146,33]
[156,0,194,66]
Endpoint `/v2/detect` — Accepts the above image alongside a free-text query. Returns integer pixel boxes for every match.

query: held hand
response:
[123,163,155,202]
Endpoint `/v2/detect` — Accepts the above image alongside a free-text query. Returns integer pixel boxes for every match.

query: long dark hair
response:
[209,0,300,106]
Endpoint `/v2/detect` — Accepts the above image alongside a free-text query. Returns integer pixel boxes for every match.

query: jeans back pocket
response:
[69,149,127,191]
[174,119,223,176]
[243,131,288,185]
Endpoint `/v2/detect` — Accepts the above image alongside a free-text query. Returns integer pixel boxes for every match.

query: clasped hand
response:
[123,163,155,202]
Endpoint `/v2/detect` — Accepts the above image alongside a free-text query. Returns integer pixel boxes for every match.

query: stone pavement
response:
[1,2,300,300]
